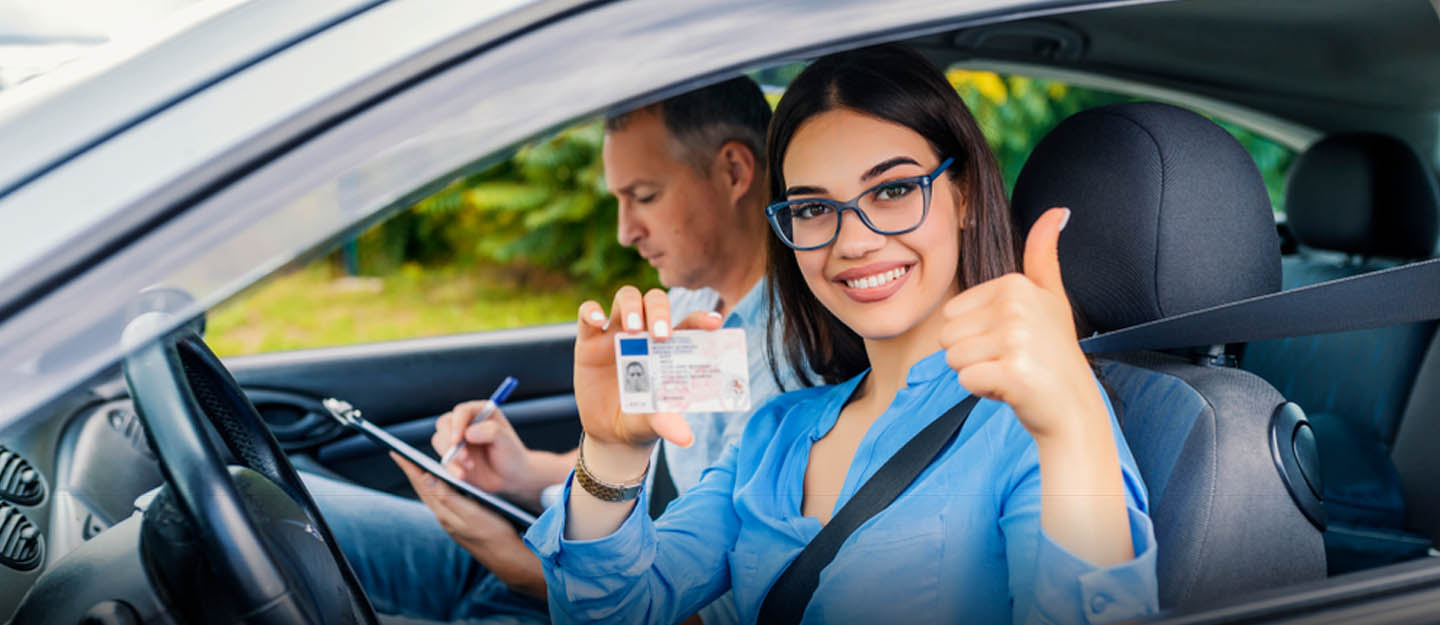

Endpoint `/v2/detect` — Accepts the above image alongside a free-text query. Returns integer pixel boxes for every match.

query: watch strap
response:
[574,432,647,502]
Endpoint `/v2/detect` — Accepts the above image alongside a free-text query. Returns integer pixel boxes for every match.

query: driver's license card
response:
[614,329,750,414]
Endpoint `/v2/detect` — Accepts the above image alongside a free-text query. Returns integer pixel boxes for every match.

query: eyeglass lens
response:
[778,178,928,249]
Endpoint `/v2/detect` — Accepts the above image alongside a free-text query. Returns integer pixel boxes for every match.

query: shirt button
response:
[1090,593,1113,614]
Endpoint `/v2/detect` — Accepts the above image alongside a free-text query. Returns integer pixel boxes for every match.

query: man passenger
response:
[306,75,798,625]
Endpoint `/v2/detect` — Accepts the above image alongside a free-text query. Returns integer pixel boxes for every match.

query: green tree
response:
[949,69,1294,210]
[359,121,657,289]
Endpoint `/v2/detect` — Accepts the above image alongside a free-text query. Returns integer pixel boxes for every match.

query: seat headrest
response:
[1285,133,1439,258]
[1012,102,1280,334]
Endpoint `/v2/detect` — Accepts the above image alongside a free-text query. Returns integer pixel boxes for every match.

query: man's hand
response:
[431,402,573,511]
[392,452,548,599]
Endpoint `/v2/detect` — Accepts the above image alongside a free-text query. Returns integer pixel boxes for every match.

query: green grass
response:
[206,262,625,357]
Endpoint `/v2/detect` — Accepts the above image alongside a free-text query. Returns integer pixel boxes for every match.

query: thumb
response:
[487,405,512,427]
[649,412,694,448]
[673,309,726,331]
[465,419,501,445]
[390,452,429,488]
[1023,207,1071,297]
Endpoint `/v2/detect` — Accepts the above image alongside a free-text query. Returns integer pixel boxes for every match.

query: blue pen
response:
[439,376,518,466]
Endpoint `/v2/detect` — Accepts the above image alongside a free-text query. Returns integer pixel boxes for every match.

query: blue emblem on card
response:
[619,337,649,356]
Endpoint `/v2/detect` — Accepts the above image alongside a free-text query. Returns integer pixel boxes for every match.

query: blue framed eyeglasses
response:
[765,157,954,250]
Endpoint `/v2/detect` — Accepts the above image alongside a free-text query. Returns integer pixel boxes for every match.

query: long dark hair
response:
[766,44,1019,387]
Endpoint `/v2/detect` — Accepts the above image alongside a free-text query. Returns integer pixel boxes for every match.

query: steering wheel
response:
[122,326,380,625]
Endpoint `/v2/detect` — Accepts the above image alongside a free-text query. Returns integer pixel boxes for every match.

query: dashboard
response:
[0,374,166,622]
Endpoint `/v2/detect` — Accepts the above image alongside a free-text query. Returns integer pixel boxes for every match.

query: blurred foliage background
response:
[208,69,1295,356]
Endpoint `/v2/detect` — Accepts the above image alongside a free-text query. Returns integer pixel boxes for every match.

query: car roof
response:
[0,0,385,197]
[913,0,1440,160]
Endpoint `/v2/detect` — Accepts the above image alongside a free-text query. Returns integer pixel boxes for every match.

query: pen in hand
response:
[439,376,519,468]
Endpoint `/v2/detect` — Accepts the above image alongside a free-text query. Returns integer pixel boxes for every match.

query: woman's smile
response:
[781,108,963,342]
[831,261,916,303]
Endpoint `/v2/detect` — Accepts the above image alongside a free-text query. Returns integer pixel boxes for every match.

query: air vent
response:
[0,502,43,570]
[106,405,155,460]
[0,446,44,506]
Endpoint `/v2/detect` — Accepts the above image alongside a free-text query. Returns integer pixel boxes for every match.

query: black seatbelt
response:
[756,395,981,625]
[1079,257,1440,354]
[649,441,678,520]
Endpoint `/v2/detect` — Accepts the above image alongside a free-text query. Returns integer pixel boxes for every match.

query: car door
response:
[227,324,580,495]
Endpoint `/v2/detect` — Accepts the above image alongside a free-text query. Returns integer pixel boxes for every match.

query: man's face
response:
[604,110,736,289]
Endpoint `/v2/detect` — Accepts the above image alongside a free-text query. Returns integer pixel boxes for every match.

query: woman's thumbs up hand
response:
[938,207,1106,442]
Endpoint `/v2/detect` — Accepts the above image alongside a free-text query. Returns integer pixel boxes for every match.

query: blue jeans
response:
[301,471,549,625]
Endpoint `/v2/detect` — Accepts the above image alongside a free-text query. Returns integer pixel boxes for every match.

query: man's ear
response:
[715,141,757,205]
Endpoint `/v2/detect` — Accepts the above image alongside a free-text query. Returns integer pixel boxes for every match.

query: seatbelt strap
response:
[649,441,678,520]
[1079,257,1440,354]
[756,395,981,625]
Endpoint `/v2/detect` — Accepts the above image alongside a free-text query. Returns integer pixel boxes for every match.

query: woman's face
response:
[783,108,964,341]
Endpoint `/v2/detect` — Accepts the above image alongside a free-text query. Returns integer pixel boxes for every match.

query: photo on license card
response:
[614,329,750,414]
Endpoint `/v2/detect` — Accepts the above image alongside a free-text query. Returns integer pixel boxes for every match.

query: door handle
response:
[243,389,345,450]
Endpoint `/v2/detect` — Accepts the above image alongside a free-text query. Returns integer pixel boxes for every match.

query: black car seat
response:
[1390,329,1440,551]
[1241,133,1440,573]
[1011,102,1327,610]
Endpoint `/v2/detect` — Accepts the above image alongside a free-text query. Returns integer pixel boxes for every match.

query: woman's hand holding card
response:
[573,286,725,453]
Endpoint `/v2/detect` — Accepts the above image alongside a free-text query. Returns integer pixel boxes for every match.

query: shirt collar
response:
[723,278,769,328]
[812,371,868,440]
[905,348,952,385]
[811,348,951,440]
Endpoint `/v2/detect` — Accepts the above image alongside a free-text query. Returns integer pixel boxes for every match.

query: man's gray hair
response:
[606,76,772,174]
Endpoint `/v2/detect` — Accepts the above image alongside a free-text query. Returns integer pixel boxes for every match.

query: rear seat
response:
[1241,132,1440,573]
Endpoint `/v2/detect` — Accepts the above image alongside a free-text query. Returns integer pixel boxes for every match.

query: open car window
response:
[207,67,1299,357]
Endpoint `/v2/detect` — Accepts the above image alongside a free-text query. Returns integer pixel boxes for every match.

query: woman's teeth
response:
[844,265,908,289]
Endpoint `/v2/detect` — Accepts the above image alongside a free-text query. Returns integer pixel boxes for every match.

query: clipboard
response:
[321,398,538,528]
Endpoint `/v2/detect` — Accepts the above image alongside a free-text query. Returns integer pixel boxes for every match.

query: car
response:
[0,0,1437,623]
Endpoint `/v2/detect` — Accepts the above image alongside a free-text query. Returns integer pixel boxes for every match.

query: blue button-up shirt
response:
[526,348,1158,625]
[535,279,800,625]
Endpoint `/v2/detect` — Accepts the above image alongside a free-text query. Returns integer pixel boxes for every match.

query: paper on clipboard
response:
[321,398,537,527]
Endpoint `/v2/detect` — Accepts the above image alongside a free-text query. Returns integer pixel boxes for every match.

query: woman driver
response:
[524,45,1158,625]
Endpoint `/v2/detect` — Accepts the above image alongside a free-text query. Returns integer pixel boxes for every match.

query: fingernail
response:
[626,312,642,331]
[708,311,723,319]
[1057,208,1072,232]
[653,319,670,338]
[589,310,605,323]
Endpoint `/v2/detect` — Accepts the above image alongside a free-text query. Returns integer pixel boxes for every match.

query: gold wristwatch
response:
[574,432,648,502]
